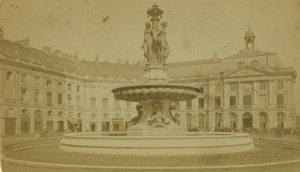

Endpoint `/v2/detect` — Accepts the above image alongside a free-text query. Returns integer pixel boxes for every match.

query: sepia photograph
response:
[0,0,299,171]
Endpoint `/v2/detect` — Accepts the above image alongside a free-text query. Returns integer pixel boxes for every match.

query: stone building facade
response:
[0,28,297,135]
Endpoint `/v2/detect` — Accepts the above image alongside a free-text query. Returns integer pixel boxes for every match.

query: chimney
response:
[42,46,51,55]
[0,28,3,40]
[16,38,30,48]
[53,50,63,58]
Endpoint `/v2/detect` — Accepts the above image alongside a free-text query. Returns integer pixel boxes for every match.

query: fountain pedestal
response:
[127,99,184,136]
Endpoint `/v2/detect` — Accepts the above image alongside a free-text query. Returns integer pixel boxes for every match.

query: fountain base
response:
[60,132,254,155]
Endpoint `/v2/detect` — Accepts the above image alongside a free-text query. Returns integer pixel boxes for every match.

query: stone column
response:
[64,118,68,133]
[209,111,215,131]
[238,83,243,108]
[222,112,229,128]
[223,83,229,109]
[268,80,275,108]
[237,112,243,129]
[252,113,259,129]
[97,122,102,132]
[0,119,5,135]
[286,80,293,108]
[16,117,21,134]
[53,117,58,132]
[30,111,34,134]
[253,81,259,108]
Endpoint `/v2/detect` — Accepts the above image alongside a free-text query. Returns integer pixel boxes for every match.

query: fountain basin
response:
[112,83,199,102]
[60,132,254,155]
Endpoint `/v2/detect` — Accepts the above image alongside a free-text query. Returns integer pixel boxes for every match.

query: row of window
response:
[213,81,285,92]
[18,88,128,109]
[186,112,286,129]
[177,94,286,110]
[20,109,131,119]
[3,71,84,91]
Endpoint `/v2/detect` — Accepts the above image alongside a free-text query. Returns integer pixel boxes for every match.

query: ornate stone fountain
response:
[112,4,199,136]
[60,4,254,155]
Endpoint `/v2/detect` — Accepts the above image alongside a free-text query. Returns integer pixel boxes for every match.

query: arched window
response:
[34,110,43,132]
[242,113,253,128]
[199,113,204,129]
[215,113,221,129]
[259,112,268,129]
[186,113,192,130]
[229,113,237,129]
[277,112,285,128]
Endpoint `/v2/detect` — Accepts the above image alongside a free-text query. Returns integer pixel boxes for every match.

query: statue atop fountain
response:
[142,3,170,83]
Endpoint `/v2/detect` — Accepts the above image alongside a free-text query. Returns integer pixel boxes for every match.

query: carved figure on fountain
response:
[147,112,170,128]
[142,4,169,66]
[169,105,180,125]
[128,105,143,125]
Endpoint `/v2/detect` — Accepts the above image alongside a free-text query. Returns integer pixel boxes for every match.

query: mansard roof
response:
[0,38,295,81]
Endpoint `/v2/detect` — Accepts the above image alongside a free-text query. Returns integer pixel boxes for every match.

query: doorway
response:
[5,118,16,135]
[91,123,96,132]
[242,113,253,128]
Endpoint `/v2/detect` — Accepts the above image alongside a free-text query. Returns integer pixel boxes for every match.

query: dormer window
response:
[67,84,72,91]
[6,71,13,81]
[46,79,52,87]
[21,74,27,83]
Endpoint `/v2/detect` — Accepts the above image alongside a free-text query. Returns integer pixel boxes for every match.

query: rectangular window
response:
[21,88,27,101]
[115,98,120,109]
[47,92,52,106]
[215,96,221,109]
[34,89,40,102]
[260,81,267,90]
[67,84,72,91]
[67,94,72,107]
[103,98,108,108]
[277,94,284,108]
[46,79,52,87]
[198,98,204,109]
[90,98,96,108]
[21,74,27,83]
[229,96,236,108]
[186,99,192,110]
[259,95,267,107]
[277,81,284,89]
[35,76,40,85]
[76,85,80,92]
[57,93,63,105]
[230,83,237,91]
[57,82,62,88]
[243,95,252,108]
[6,71,13,81]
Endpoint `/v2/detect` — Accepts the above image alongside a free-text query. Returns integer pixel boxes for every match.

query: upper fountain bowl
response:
[112,83,199,102]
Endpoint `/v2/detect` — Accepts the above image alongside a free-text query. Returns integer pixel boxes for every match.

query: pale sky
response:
[0,0,299,113]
